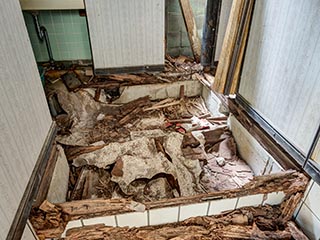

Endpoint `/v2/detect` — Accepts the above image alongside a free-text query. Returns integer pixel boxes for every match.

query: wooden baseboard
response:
[7,122,57,240]
[94,64,165,75]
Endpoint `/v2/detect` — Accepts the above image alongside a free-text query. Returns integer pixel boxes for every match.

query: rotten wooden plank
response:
[59,170,307,219]
[178,0,201,62]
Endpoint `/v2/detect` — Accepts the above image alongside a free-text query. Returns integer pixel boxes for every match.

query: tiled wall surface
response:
[23,10,91,62]
[61,192,285,237]
[295,180,320,240]
[23,1,206,62]
[166,0,206,57]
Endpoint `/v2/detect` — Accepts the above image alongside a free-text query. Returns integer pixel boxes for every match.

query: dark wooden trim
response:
[33,144,58,208]
[7,122,57,240]
[233,95,320,186]
[94,64,165,76]
[304,160,320,185]
[201,0,222,67]
[228,96,302,171]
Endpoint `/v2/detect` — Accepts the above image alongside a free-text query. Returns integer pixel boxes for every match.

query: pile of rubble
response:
[40,56,254,204]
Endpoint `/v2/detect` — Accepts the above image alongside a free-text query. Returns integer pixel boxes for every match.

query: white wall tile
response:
[117,211,148,227]
[82,216,116,227]
[295,203,320,240]
[208,198,238,215]
[61,220,82,238]
[149,207,179,225]
[304,181,320,218]
[302,180,314,202]
[237,194,263,208]
[179,202,209,221]
[263,192,285,206]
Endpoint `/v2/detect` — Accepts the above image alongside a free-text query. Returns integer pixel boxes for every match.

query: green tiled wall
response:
[23,10,92,62]
[166,0,206,57]
[23,1,206,62]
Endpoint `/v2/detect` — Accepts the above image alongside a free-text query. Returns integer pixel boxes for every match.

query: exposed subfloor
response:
[42,56,254,204]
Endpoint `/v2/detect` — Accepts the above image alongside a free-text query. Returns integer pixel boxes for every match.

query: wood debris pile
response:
[64,205,308,240]
[29,170,308,239]
[39,56,255,205]
[44,55,213,97]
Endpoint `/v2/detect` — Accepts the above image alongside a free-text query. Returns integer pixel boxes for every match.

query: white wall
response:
[238,0,320,154]
[86,0,165,70]
[0,0,52,238]
[295,180,320,240]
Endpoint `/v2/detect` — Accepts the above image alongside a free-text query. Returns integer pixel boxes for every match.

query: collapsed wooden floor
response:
[29,56,310,239]
[40,56,254,205]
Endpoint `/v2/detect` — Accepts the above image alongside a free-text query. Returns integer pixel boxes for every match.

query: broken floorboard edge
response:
[7,122,58,240]
[51,170,308,220]
[229,96,304,171]
[64,208,309,240]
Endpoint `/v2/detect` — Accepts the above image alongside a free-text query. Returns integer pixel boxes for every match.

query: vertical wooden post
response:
[211,0,246,93]
[228,0,255,94]
[201,0,222,68]
[179,0,201,62]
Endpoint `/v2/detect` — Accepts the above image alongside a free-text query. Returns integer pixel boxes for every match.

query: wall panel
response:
[239,0,320,153]
[0,0,52,238]
[85,0,165,71]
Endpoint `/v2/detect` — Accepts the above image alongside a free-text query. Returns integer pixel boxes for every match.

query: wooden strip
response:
[212,0,246,93]
[143,100,181,111]
[33,144,58,208]
[287,221,309,240]
[201,0,222,67]
[178,0,201,62]
[7,122,57,240]
[229,0,255,94]
[228,98,301,171]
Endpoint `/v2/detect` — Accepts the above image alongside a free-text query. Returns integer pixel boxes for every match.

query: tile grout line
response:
[114,215,118,227]
[206,201,211,216]
[234,197,240,209]
[294,180,314,220]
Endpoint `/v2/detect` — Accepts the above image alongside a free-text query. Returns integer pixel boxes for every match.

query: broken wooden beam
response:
[178,0,201,62]
[53,171,307,220]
